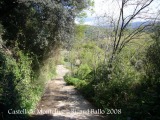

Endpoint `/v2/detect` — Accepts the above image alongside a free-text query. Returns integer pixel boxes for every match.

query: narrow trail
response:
[31,65,107,120]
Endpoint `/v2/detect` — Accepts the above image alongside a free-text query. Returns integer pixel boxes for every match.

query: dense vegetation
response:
[0,0,160,120]
[64,24,160,119]
[0,0,92,119]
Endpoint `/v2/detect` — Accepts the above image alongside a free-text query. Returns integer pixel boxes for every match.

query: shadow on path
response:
[30,114,75,120]
[30,65,107,120]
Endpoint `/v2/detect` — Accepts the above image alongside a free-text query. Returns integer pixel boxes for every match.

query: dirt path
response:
[31,65,107,120]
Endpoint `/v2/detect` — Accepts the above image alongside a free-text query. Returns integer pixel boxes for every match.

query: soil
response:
[30,65,107,120]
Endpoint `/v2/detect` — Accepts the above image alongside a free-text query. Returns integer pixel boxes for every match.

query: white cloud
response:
[75,20,80,24]
[83,21,95,26]
[83,0,120,25]
[83,0,160,25]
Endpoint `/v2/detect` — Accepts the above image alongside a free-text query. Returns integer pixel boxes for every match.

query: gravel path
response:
[31,65,107,120]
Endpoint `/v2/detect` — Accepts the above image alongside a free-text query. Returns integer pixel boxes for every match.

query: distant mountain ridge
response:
[82,19,152,29]
[129,21,153,29]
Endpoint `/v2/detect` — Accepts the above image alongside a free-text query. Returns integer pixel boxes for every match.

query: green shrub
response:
[0,48,56,117]
[64,75,80,86]
[0,50,33,110]
[76,64,91,79]
[64,74,95,99]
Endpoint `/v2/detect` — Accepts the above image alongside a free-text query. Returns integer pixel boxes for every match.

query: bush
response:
[64,74,94,98]
[0,48,56,119]
[76,64,91,79]
[91,32,160,119]
[64,75,80,86]
[0,50,33,110]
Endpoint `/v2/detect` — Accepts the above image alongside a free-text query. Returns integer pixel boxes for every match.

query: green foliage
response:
[137,24,160,119]
[0,0,93,63]
[64,74,94,99]
[0,49,56,118]
[68,41,104,69]
[0,50,32,110]
[30,56,56,109]
[67,24,160,119]
[75,25,87,40]
[92,31,160,119]
[0,0,91,117]
[64,75,81,86]
[76,64,91,79]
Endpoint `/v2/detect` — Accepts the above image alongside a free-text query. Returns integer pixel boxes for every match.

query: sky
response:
[80,0,160,25]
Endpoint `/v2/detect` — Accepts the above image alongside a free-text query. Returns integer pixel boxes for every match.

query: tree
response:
[101,0,160,80]
[0,0,93,62]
